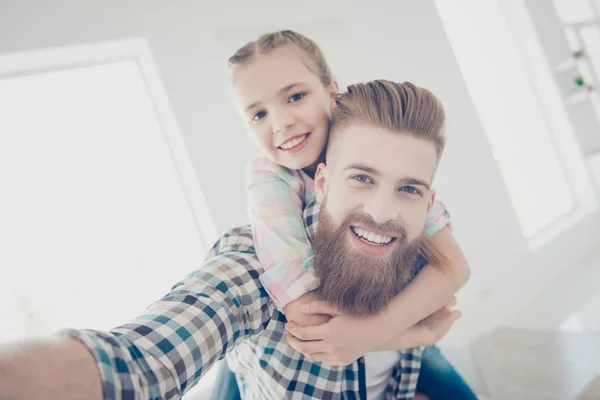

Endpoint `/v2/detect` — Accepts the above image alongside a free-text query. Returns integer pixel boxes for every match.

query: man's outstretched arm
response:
[0,336,103,400]
[0,250,269,400]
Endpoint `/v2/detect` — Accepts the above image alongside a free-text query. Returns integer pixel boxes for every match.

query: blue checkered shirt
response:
[65,200,422,399]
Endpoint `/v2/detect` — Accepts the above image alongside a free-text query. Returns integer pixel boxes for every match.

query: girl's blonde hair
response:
[228,30,333,87]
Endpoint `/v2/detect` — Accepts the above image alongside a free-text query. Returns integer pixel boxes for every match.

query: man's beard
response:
[312,201,423,317]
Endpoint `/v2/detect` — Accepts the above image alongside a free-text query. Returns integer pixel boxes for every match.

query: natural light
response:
[434,0,596,240]
[0,60,212,338]
[0,47,225,398]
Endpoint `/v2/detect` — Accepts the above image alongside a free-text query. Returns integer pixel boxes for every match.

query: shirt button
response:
[359,358,364,364]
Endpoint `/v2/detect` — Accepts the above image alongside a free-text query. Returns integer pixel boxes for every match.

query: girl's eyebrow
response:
[245,82,306,112]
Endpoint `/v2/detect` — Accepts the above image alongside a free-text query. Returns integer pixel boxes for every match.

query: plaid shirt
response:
[65,199,422,400]
[248,157,451,309]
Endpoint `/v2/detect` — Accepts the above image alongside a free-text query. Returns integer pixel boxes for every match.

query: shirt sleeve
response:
[246,157,319,309]
[423,200,452,237]
[63,251,270,400]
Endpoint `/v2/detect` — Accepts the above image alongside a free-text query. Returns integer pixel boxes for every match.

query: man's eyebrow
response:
[343,163,379,176]
[344,164,431,190]
[244,83,306,112]
[400,178,431,191]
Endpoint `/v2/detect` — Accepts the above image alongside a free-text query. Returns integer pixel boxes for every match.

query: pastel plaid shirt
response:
[65,198,423,399]
[247,157,451,309]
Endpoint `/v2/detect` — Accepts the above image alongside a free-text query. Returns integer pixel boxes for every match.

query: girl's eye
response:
[252,111,267,121]
[289,93,306,103]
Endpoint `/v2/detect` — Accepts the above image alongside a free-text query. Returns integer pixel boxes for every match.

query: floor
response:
[474,250,600,400]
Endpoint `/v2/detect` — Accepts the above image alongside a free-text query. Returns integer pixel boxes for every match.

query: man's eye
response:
[352,175,373,184]
[399,186,421,195]
[252,111,267,121]
[289,93,306,103]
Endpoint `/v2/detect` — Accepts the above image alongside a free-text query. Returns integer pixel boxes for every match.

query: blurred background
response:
[1,0,599,398]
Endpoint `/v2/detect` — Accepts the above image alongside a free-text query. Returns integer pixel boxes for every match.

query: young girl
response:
[229,29,470,352]
[215,30,475,400]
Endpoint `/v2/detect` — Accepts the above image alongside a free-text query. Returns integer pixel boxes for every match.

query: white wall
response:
[2,0,600,393]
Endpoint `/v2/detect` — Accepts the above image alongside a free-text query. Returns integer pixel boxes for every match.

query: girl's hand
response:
[285,300,392,366]
[283,291,331,327]
[286,298,461,365]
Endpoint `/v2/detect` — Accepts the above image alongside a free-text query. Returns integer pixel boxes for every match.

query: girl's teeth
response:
[280,134,307,149]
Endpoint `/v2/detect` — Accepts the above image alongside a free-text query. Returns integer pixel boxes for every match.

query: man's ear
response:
[427,189,436,214]
[314,162,329,203]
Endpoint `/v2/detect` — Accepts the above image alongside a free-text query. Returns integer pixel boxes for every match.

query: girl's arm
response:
[374,201,470,341]
[247,157,319,310]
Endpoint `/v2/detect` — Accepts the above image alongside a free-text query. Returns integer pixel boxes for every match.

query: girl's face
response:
[232,46,338,171]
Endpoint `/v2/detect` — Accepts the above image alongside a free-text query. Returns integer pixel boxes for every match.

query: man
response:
[0,80,458,399]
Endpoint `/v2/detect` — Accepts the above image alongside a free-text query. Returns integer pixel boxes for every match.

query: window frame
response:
[0,37,218,254]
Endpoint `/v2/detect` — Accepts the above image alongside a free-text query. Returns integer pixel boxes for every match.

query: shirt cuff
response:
[61,328,123,399]
[259,262,320,310]
[424,200,452,237]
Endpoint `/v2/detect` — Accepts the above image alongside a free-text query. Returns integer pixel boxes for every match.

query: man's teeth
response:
[280,134,307,149]
[351,227,393,245]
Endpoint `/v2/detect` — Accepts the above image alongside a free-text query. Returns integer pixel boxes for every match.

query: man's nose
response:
[363,191,398,224]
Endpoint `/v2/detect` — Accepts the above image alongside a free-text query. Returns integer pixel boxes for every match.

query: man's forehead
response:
[329,124,437,182]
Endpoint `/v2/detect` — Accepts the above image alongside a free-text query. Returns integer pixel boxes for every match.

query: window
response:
[0,40,219,398]
[552,0,596,24]
[435,0,597,243]
[561,3,600,122]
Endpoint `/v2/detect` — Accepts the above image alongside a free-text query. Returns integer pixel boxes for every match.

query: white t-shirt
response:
[364,350,402,399]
